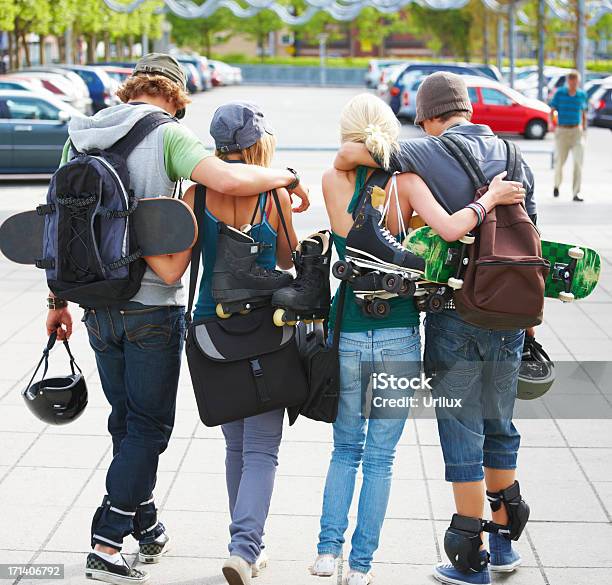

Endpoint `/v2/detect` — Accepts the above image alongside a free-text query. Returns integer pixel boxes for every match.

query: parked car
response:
[176,54,212,90]
[100,66,133,85]
[397,75,425,121]
[0,90,82,174]
[10,71,90,114]
[57,65,118,112]
[0,75,52,96]
[208,59,240,86]
[389,63,490,114]
[376,62,411,105]
[588,80,612,129]
[464,76,551,139]
[17,66,92,113]
[181,62,203,93]
[545,71,608,102]
[514,66,569,99]
[365,59,406,88]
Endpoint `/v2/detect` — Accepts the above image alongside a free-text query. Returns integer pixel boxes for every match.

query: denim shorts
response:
[424,310,524,483]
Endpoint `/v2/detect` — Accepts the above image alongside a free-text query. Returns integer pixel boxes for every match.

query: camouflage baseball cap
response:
[132,53,186,91]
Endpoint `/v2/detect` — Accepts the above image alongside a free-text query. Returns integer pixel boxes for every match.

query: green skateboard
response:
[403,226,473,290]
[541,240,600,302]
[404,225,601,304]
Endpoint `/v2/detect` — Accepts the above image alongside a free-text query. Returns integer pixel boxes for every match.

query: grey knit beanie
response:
[415,71,473,125]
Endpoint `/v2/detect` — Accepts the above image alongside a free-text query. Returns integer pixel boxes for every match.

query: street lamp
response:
[318,32,328,86]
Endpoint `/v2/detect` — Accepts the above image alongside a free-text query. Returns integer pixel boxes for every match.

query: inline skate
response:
[212,223,293,319]
[272,230,332,327]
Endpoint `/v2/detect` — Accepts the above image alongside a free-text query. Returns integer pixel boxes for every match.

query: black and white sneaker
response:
[85,552,149,584]
[138,532,170,564]
[346,188,425,277]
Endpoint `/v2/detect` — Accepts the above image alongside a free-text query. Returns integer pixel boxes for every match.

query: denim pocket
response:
[338,349,361,388]
[84,309,107,353]
[121,306,173,350]
[493,331,524,394]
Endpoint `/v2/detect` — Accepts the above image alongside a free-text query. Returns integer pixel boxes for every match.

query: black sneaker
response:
[553,187,559,198]
[85,552,149,584]
[573,194,584,202]
[139,532,170,564]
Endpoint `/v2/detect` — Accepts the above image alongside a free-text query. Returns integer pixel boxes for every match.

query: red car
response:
[465,76,551,140]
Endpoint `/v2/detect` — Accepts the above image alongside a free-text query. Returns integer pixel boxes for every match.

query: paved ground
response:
[0,86,611,585]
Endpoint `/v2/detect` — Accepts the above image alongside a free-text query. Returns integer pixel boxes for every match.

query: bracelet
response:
[467,202,487,227]
[286,167,300,191]
[47,296,68,310]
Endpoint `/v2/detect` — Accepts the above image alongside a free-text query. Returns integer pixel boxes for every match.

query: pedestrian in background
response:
[550,71,588,202]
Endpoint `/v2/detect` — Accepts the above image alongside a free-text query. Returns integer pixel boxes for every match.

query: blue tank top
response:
[193,190,278,320]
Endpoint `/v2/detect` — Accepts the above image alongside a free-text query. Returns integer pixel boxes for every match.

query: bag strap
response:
[351,168,392,220]
[186,184,207,326]
[439,134,488,191]
[270,190,294,252]
[503,139,523,182]
[109,111,176,159]
[331,281,347,352]
[25,332,82,391]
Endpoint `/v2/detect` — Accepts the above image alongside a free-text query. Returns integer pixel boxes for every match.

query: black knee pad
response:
[444,514,489,573]
[487,480,530,541]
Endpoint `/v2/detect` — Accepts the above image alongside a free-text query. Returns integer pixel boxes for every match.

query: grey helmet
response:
[517,335,555,400]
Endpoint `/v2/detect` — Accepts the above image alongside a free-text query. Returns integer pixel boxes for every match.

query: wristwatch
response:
[286,167,300,191]
[47,296,68,310]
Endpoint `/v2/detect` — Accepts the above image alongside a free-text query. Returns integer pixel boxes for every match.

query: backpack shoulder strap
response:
[110,111,176,159]
[351,168,391,220]
[439,133,488,190]
[186,184,207,325]
[503,139,523,182]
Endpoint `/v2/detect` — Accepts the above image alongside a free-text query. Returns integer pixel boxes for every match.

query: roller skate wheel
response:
[399,279,417,297]
[332,260,351,280]
[273,308,287,327]
[568,247,584,260]
[427,295,445,313]
[216,304,232,319]
[371,299,390,319]
[447,277,464,290]
[382,273,401,293]
[558,291,575,303]
[459,234,475,245]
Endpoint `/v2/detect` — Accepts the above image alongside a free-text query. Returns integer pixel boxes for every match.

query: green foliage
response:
[169,6,237,56]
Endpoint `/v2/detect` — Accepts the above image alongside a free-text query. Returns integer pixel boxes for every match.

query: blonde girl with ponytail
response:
[310,93,522,585]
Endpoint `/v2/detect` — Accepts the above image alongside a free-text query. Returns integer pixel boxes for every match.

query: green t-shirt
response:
[60,123,209,181]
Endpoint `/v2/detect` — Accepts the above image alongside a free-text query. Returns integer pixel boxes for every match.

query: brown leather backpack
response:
[440,134,550,330]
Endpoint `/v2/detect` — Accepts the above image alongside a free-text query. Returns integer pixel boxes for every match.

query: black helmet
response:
[22,332,88,425]
[517,335,555,400]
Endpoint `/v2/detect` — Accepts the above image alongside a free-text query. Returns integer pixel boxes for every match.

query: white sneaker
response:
[344,569,372,585]
[309,554,337,576]
[252,550,269,578]
[222,556,252,585]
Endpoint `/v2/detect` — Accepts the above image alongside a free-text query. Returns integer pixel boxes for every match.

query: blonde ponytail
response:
[340,93,400,169]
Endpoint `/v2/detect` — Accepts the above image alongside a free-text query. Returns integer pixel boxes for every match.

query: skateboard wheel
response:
[459,234,475,245]
[382,273,401,293]
[371,299,390,319]
[447,277,464,290]
[273,308,286,327]
[558,291,575,303]
[568,247,584,260]
[332,260,351,280]
[216,304,231,319]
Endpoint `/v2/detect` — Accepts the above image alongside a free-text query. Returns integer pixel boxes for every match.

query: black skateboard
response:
[0,197,197,265]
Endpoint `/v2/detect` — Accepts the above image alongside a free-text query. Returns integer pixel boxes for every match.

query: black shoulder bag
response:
[185,185,309,427]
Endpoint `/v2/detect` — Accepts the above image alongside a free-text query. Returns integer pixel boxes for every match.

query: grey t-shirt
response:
[387,123,537,216]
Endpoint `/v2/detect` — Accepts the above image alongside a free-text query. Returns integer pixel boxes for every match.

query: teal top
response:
[328,166,420,332]
[193,192,277,320]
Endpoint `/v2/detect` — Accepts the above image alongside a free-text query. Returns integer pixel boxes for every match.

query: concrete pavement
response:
[0,86,611,585]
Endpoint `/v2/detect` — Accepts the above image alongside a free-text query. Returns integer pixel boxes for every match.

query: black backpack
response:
[38,111,176,307]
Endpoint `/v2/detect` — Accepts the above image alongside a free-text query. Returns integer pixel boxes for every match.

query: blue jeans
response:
[318,327,421,573]
[221,408,284,564]
[84,302,185,549]
[424,310,523,483]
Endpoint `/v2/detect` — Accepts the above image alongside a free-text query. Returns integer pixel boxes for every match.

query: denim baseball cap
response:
[210,102,274,153]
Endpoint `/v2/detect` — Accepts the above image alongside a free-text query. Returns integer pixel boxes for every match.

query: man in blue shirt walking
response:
[550,71,588,202]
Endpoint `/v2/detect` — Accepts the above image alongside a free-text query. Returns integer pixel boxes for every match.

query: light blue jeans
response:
[317,327,421,573]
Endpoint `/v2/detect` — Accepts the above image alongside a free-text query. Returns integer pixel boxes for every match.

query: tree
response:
[354,7,413,57]
[238,7,284,61]
[169,7,237,57]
